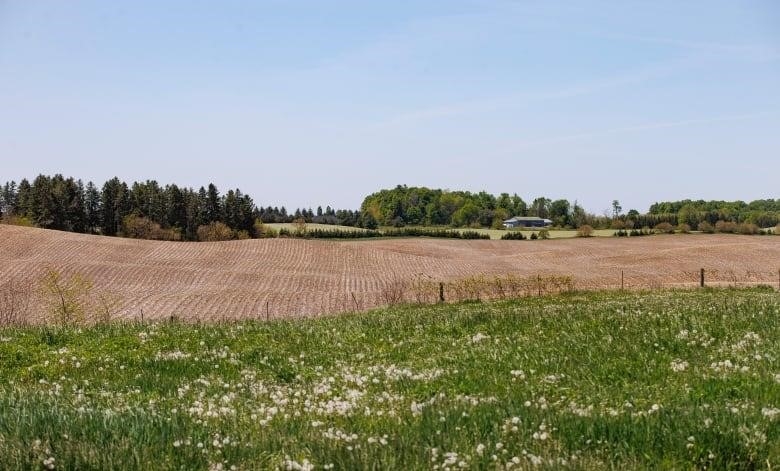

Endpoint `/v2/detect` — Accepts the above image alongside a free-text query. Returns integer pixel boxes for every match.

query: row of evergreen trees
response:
[0,175,363,240]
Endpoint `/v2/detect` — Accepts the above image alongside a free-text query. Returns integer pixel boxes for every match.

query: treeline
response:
[275,227,490,240]
[3,177,776,241]
[0,175,362,241]
[647,199,780,230]
[360,185,598,228]
[360,187,780,231]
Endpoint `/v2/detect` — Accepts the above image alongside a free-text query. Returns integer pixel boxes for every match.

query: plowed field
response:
[1,225,778,321]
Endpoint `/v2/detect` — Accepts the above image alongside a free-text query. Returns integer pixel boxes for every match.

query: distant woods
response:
[1,177,777,241]
[362,186,780,231]
[0,175,362,241]
[647,199,780,231]
[362,185,587,228]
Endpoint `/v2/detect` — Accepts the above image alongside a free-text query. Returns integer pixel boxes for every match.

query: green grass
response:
[1,288,779,470]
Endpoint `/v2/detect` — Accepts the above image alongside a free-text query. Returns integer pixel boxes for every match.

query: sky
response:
[1,1,779,215]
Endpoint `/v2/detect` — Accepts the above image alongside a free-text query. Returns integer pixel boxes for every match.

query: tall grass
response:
[0,288,778,469]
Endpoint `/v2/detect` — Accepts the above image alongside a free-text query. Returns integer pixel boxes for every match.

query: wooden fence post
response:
[439,283,445,303]
[621,270,624,290]
[700,268,705,288]
[266,301,270,321]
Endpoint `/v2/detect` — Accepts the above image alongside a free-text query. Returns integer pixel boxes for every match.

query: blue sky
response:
[1,1,778,214]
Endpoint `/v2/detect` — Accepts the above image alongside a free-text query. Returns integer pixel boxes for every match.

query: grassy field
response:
[1,288,778,470]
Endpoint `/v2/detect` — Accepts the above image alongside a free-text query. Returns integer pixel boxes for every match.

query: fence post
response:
[439,283,445,303]
[621,270,624,290]
[266,301,270,321]
[700,268,705,288]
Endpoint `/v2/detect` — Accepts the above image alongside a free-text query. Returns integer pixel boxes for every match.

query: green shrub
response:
[653,222,675,234]
[576,225,594,237]
[698,221,714,233]
[122,215,181,241]
[384,228,489,240]
[301,228,382,239]
[501,231,526,240]
[737,223,759,235]
[0,215,33,227]
[715,220,737,233]
[197,222,235,241]
[610,220,625,230]
[253,220,278,238]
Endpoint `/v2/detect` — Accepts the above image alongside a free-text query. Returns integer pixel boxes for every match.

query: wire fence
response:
[2,268,778,326]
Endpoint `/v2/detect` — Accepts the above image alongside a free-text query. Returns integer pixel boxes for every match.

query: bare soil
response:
[1,225,778,321]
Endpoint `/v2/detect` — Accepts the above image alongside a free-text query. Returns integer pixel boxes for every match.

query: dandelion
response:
[762,407,780,420]
[670,359,688,372]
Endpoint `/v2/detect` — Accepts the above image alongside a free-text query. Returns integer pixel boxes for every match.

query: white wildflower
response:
[762,407,780,420]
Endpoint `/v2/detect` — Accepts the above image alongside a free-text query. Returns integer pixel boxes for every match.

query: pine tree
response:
[84,182,101,233]
[166,184,188,230]
[16,179,32,218]
[205,183,222,223]
[100,177,131,236]
[0,181,17,217]
[223,189,239,230]
[67,178,87,233]
[30,174,55,228]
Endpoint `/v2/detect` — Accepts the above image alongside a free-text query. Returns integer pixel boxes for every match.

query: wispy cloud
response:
[371,58,697,129]
[504,112,776,150]
[586,31,780,62]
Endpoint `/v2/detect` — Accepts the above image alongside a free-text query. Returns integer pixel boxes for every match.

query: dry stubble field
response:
[0,225,778,322]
